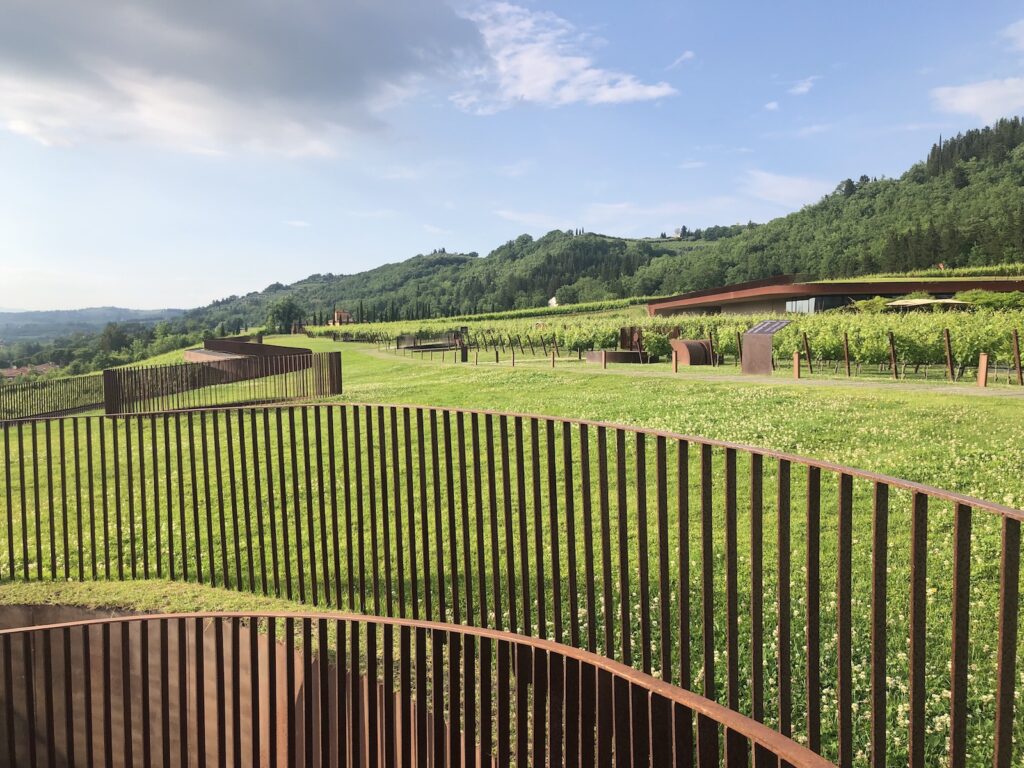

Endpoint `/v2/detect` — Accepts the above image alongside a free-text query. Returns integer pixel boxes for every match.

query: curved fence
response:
[0,611,834,767]
[0,372,103,422]
[0,404,1021,766]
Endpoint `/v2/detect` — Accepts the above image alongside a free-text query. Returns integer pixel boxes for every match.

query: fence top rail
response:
[0,609,837,768]
[2,397,1019,522]
[110,351,316,375]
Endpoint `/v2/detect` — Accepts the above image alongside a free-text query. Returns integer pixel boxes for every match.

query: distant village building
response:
[1,363,59,379]
[333,309,354,324]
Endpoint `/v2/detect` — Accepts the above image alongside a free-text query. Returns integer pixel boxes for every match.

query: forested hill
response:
[186,116,1024,329]
[188,234,719,328]
[657,115,1024,289]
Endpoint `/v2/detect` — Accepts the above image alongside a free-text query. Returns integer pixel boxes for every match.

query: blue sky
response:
[2,1,1024,310]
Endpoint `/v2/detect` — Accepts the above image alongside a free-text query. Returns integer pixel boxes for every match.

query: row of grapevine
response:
[308,308,1024,368]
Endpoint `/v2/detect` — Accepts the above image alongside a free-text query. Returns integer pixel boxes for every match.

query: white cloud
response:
[1003,19,1024,51]
[344,208,397,219]
[741,169,831,209]
[788,76,820,96]
[286,220,311,228]
[678,160,707,169]
[764,101,780,111]
[0,1,483,154]
[667,50,696,69]
[424,223,452,235]
[496,159,535,177]
[796,123,832,137]
[453,2,676,113]
[931,78,1024,123]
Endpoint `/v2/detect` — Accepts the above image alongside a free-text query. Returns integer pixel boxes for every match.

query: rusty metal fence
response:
[0,372,103,422]
[0,403,1021,766]
[101,352,342,414]
[0,611,834,768]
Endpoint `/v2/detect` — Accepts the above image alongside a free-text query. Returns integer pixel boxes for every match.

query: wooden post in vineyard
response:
[843,332,851,377]
[944,328,955,381]
[1012,329,1023,386]
[602,350,607,369]
[793,351,801,379]
[888,331,899,380]
[978,353,989,388]
[707,335,716,367]
[673,350,679,373]
[551,348,556,368]
[735,331,743,365]
[802,332,814,374]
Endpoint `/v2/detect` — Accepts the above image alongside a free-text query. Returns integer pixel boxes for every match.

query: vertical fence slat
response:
[993,516,1020,768]
[908,492,928,768]
[870,483,889,768]
[948,503,972,768]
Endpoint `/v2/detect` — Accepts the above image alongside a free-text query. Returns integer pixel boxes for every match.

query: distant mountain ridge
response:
[0,306,184,342]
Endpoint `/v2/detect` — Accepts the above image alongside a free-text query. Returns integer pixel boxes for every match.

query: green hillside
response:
[187,117,1024,328]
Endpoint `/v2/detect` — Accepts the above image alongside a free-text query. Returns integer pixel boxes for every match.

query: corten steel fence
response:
[0,611,834,768]
[0,403,1021,766]
[101,352,342,415]
[0,372,103,422]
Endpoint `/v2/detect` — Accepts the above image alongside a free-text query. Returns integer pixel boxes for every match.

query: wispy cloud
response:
[796,123,832,137]
[1003,19,1024,51]
[741,169,831,209]
[344,208,397,219]
[931,78,1024,123]
[285,220,311,228]
[763,101,779,111]
[667,50,696,69]
[788,76,820,96]
[678,160,706,170]
[423,223,452,235]
[453,2,676,113]
[496,159,535,177]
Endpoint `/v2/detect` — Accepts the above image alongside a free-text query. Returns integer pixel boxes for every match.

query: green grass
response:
[338,341,1024,507]
[3,338,1022,766]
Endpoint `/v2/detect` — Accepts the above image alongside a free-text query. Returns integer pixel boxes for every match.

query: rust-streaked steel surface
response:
[0,610,838,768]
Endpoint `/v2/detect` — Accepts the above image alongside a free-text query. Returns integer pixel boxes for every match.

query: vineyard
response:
[309,308,1024,376]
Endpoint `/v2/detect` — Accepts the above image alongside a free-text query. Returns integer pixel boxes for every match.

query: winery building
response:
[645,274,1024,316]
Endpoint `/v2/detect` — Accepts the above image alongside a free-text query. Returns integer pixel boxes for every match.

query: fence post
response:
[735,331,743,365]
[460,346,468,364]
[102,369,120,415]
[802,332,814,374]
[944,328,955,381]
[327,351,343,395]
[707,335,716,367]
[511,349,515,367]
[1012,329,1023,386]
[474,350,478,366]
[551,349,556,368]
[602,350,607,370]
[673,350,678,374]
[495,349,499,364]
[888,332,899,380]
[843,332,851,377]
[793,351,801,379]
[978,353,989,388]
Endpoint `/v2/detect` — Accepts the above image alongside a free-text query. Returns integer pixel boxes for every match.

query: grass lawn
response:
[4,335,1021,766]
